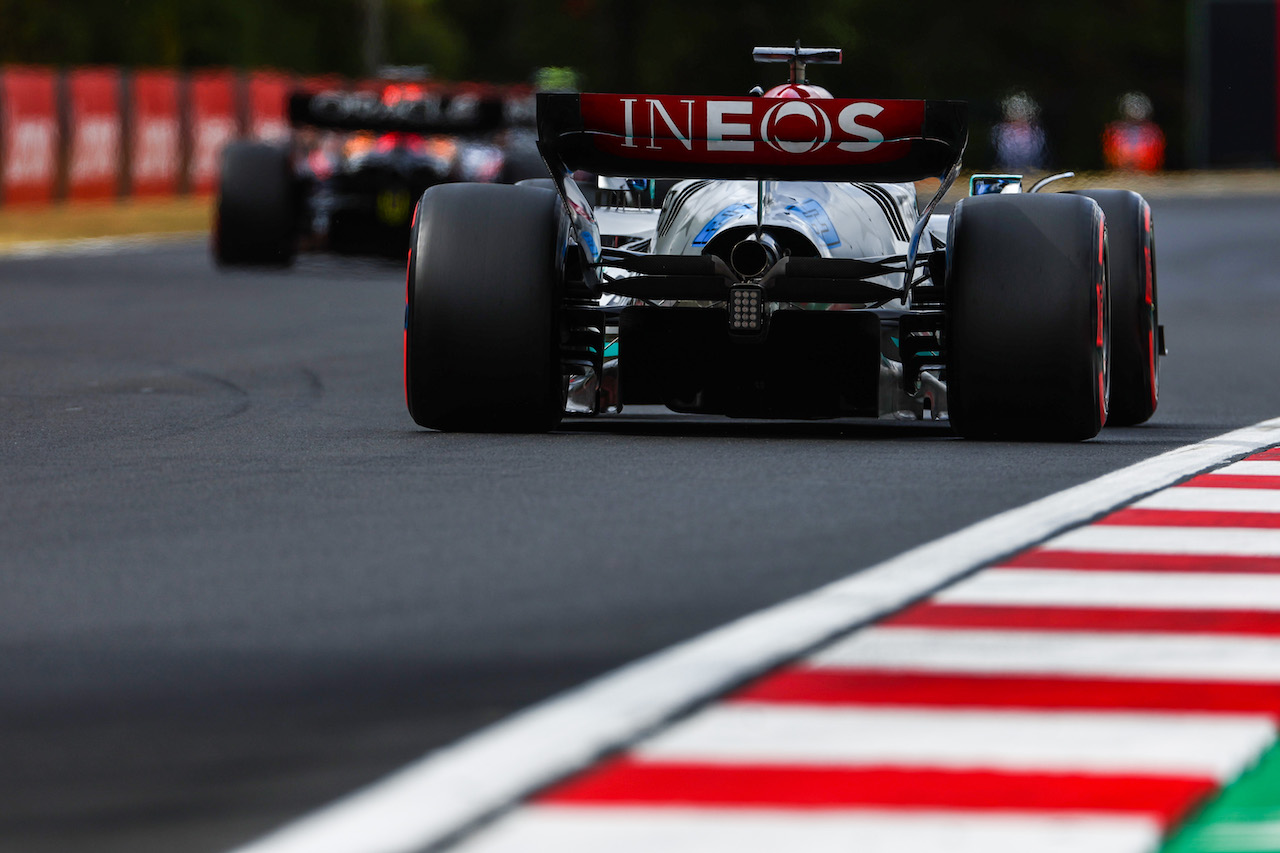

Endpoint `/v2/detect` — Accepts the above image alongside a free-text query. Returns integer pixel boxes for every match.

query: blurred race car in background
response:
[214,80,547,265]
[403,44,1164,440]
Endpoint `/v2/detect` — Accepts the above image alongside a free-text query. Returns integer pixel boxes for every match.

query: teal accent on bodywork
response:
[692,203,754,247]
[604,340,619,358]
[785,198,841,248]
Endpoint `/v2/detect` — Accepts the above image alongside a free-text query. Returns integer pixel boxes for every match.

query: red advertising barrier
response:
[1,66,59,204]
[247,71,292,142]
[0,65,544,207]
[188,70,239,194]
[66,67,122,200]
[129,70,181,197]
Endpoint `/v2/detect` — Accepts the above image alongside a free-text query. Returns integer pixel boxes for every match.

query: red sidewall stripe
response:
[1144,203,1158,409]
[1097,215,1108,423]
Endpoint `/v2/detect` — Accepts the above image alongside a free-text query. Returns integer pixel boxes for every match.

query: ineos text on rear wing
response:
[537,93,966,183]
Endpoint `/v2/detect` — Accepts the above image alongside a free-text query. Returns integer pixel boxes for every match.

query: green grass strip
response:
[1163,740,1280,853]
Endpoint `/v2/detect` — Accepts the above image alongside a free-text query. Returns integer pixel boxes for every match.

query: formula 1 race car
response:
[213,82,545,265]
[403,45,1164,440]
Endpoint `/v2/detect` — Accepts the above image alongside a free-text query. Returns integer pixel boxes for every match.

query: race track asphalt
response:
[1,193,1278,852]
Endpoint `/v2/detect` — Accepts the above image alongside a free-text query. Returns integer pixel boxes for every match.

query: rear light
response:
[728,285,766,333]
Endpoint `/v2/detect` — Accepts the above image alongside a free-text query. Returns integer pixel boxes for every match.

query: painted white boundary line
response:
[0,232,203,259]
[228,417,1280,853]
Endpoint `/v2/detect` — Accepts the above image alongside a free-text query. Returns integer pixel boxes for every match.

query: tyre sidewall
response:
[1069,189,1158,425]
[214,141,296,266]
[947,193,1108,440]
[405,183,566,431]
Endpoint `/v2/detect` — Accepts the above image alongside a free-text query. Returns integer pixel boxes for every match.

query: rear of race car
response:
[403,45,1160,440]
[215,84,538,263]
[530,84,969,424]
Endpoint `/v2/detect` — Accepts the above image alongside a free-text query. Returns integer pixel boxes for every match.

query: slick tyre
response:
[946,193,1109,441]
[214,141,296,266]
[404,183,566,432]
[1068,189,1159,425]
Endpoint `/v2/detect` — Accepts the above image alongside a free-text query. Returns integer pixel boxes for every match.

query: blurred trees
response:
[0,0,1188,167]
[0,0,463,74]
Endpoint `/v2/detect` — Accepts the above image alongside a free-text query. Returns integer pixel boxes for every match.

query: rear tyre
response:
[214,141,296,266]
[946,193,1109,440]
[1068,189,1158,425]
[404,183,566,432]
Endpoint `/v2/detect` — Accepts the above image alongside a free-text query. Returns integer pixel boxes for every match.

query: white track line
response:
[1044,526,1280,556]
[940,568,1280,610]
[456,807,1163,853]
[227,417,1280,853]
[1215,461,1280,476]
[634,704,1273,779]
[814,628,1280,682]
[1136,487,1280,512]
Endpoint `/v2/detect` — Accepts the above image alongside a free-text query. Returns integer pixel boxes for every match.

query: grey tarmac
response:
[0,194,1276,852]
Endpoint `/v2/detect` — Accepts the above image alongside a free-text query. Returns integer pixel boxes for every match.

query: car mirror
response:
[969,174,1023,196]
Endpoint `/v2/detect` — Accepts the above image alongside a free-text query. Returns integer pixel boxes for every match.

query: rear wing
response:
[537,93,966,183]
[289,88,528,134]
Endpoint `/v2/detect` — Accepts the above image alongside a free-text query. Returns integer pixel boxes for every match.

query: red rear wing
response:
[538,93,966,182]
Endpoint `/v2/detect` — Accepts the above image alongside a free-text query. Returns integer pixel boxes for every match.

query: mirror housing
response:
[969,174,1023,196]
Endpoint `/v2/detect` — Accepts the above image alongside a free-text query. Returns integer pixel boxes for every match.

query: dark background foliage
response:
[0,0,1190,168]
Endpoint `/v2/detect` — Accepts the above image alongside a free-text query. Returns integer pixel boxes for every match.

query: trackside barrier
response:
[187,70,239,195]
[0,65,540,207]
[130,70,182,197]
[247,71,291,143]
[1,66,59,204]
[66,67,122,200]
[0,65,285,205]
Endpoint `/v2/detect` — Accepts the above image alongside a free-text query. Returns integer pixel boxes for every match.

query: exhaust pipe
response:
[729,232,780,279]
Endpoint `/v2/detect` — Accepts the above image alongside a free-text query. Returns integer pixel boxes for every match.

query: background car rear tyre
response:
[946,193,1109,441]
[405,183,566,432]
[214,141,296,266]
[1068,189,1158,426]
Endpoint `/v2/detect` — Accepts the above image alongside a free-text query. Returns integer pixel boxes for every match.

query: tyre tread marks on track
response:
[452,449,1280,853]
